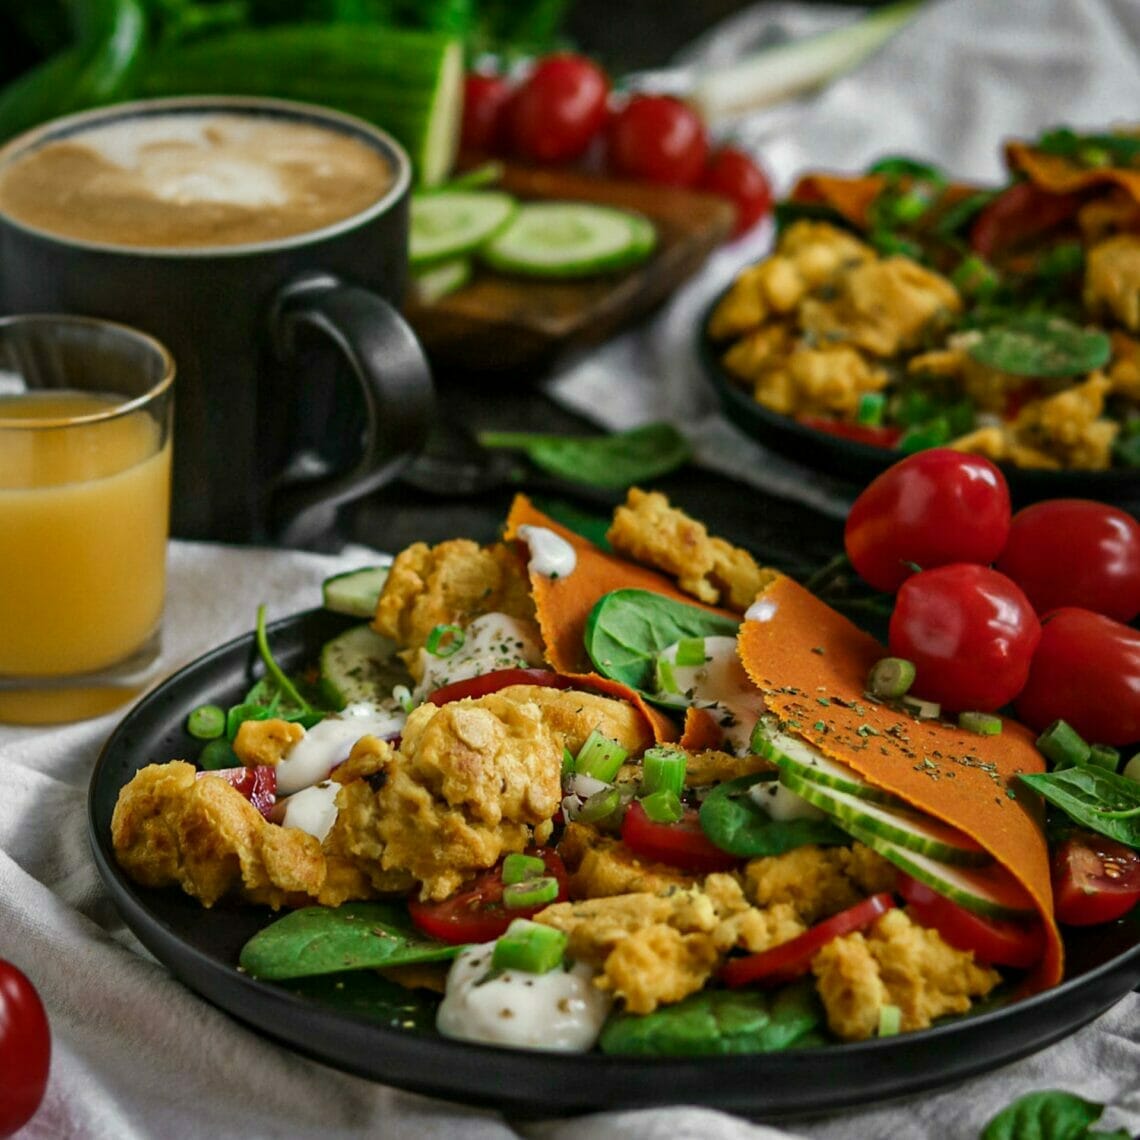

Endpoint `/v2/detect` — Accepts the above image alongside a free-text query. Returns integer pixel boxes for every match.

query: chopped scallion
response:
[674,637,707,667]
[655,656,680,695]
[392,684,414,713]
[502,876,559,909]
[187,703,226,740]
[501,853,546,885]
[425,623,464,657]
[900,694,940,720]
[199,738,240,771]
[639,788,684,824]
[491,919,567,974]
[642,746,687,797]
[575,729,628,782]
[1088,743,1121,772]
[1122,753,1140,783]
[856,391,885,427]
[958,711,1002,736]
[867,657,916,700]
[561,746,576,779]
[877,1004,902,1037]
[575,785,623,824]
[1036,719,1091,769]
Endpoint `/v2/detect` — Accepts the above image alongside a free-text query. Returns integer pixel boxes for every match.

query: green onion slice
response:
[492,919,567,974]
[900,694,941,720]
[575,729,628,782]
[561,746,576,779]
[425,623,465,657]
[655,657,680,696]
[502,876,559,909]
[575,786,623,824]
[199,738,240,771]
[958,711,1002,736]
[1036,719,1091,769]
[856,391,885,427]
[642,746,687,797]
[674,637,707,667]
[877,1004,902,1037]
[1089,743,1121,771]
[639,788,684,824]
[187,703,226,740]
[502,853,546,885]
[867,657,916,700]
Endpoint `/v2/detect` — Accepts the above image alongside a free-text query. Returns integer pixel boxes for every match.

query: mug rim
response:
[0,95,412,259]
[0,312,176,427]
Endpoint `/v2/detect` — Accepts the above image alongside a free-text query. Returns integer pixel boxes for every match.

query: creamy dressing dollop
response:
[412,612,545,700]
[516,525,577,579]
[437,942,611,1051]
[281,780,341,841]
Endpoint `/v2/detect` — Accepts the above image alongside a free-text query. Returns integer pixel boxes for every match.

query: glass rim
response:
[0,313,176,429]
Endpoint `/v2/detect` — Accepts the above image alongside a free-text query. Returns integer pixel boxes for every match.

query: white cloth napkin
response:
[5,2,1140,1137]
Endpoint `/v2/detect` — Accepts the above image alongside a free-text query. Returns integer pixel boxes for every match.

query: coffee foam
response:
[0,112,395,248]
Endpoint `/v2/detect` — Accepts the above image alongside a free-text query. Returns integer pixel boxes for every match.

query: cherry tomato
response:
[509,53,609,163]
[697,145,773,234]
[889,564,1041,712]
[969,182,1084,259]
[460,72,514,154]
[1015,607,1140,746]
[406,849,569,944]
[721,893,896,987]
[0,960,51,1137]
[428,668,573,706]
[844,449,1012,594]
[201,765,277,819]
[1051,833,1140,926]
[621,800,740,874]
[799,416,903,449]
[996,499,1140,623]
[605,94,709,187]
[897,874,1044,968]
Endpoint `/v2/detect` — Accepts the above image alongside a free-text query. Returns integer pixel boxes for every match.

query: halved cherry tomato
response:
[621,800,740,874]
[1014,607,1140,746]
[697,145,773,234]
[721,893,897,987]
[406,850,569,944]
[969,181,1084,259]
[1051,833,1140,927]
[996,499,1140,623]
[606,94,709,187]
[460,72,514,153]
[799,416,903,449]
[509,53,609,163]
[428,668,573,706]
[897,874,1044,968]
[889,563,1041,712]
[0,960,51,1137]
[202,765,277,819]
[844,449,1012,594]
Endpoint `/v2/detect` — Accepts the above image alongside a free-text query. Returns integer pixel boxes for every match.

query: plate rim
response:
[88,607,1140,1119]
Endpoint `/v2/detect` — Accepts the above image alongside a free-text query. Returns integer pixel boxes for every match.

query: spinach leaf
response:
[1019,768,1140,848]
[981,1090,1130,1140]
[699,774,848,856]
[599,980,825,1056]
[584,588,740,694]
[966,313,1110,378]
[239,902,463,980]
[477,423,691,490]
[285,970,441,1031]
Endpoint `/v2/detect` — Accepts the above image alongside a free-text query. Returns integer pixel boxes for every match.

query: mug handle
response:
[269,272,435,546]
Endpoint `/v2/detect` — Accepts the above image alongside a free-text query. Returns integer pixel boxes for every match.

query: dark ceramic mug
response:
[0,95,434,546]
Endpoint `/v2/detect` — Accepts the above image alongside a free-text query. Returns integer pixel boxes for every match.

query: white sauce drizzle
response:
[281,781,341,841]
[274,701,403,795]
[437,943,611,1051]
[412,612,545,701]
[517,525,577,580]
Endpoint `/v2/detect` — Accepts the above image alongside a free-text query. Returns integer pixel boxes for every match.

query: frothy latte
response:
[0,112,395,249]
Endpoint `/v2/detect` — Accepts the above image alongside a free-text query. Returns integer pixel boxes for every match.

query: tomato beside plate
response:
[1051,833,1140,927]
[0,960,50,1138]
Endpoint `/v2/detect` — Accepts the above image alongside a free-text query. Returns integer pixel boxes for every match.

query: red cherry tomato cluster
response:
[460,54,773,237]
[0,960,50,1137]
[845,449,1140,731]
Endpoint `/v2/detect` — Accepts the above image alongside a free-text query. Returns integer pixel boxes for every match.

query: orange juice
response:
[0,392,171,680]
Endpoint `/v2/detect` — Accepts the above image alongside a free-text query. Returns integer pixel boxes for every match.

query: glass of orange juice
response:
[0,314,175,724]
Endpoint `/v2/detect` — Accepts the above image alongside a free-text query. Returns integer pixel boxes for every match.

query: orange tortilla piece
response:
[737,572,1063,993]
[680,706,725,752]
[789,173,983,232]
[1006,141,1140,204]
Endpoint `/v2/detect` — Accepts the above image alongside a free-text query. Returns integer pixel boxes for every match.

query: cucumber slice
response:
[842,820,1037,920]
[322,565,390,618]
[410,257,472,304]
[755,727,906,808]
[319,624,405,708]
[410,190,517,265]
[779,768,991,867]
[480,202,657,278]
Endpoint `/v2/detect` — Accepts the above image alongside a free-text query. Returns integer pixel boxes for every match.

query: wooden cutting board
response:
[403,161,735,376]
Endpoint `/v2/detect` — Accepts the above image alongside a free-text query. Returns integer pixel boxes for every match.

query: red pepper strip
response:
[799,417,903,449]
[968,182,1084,258]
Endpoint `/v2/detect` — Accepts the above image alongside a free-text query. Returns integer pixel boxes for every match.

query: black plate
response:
[697,297,1140,512]
[89,608,1140,1120]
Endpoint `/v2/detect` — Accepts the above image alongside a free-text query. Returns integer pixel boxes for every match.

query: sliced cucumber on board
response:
[480,202,657,278]
[410,190,517,265]
[319,624,404,708]
[410,257,472,304]
[322,565,390,618]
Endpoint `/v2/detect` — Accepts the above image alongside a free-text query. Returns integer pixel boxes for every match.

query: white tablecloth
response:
[4,1,1140,1136]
